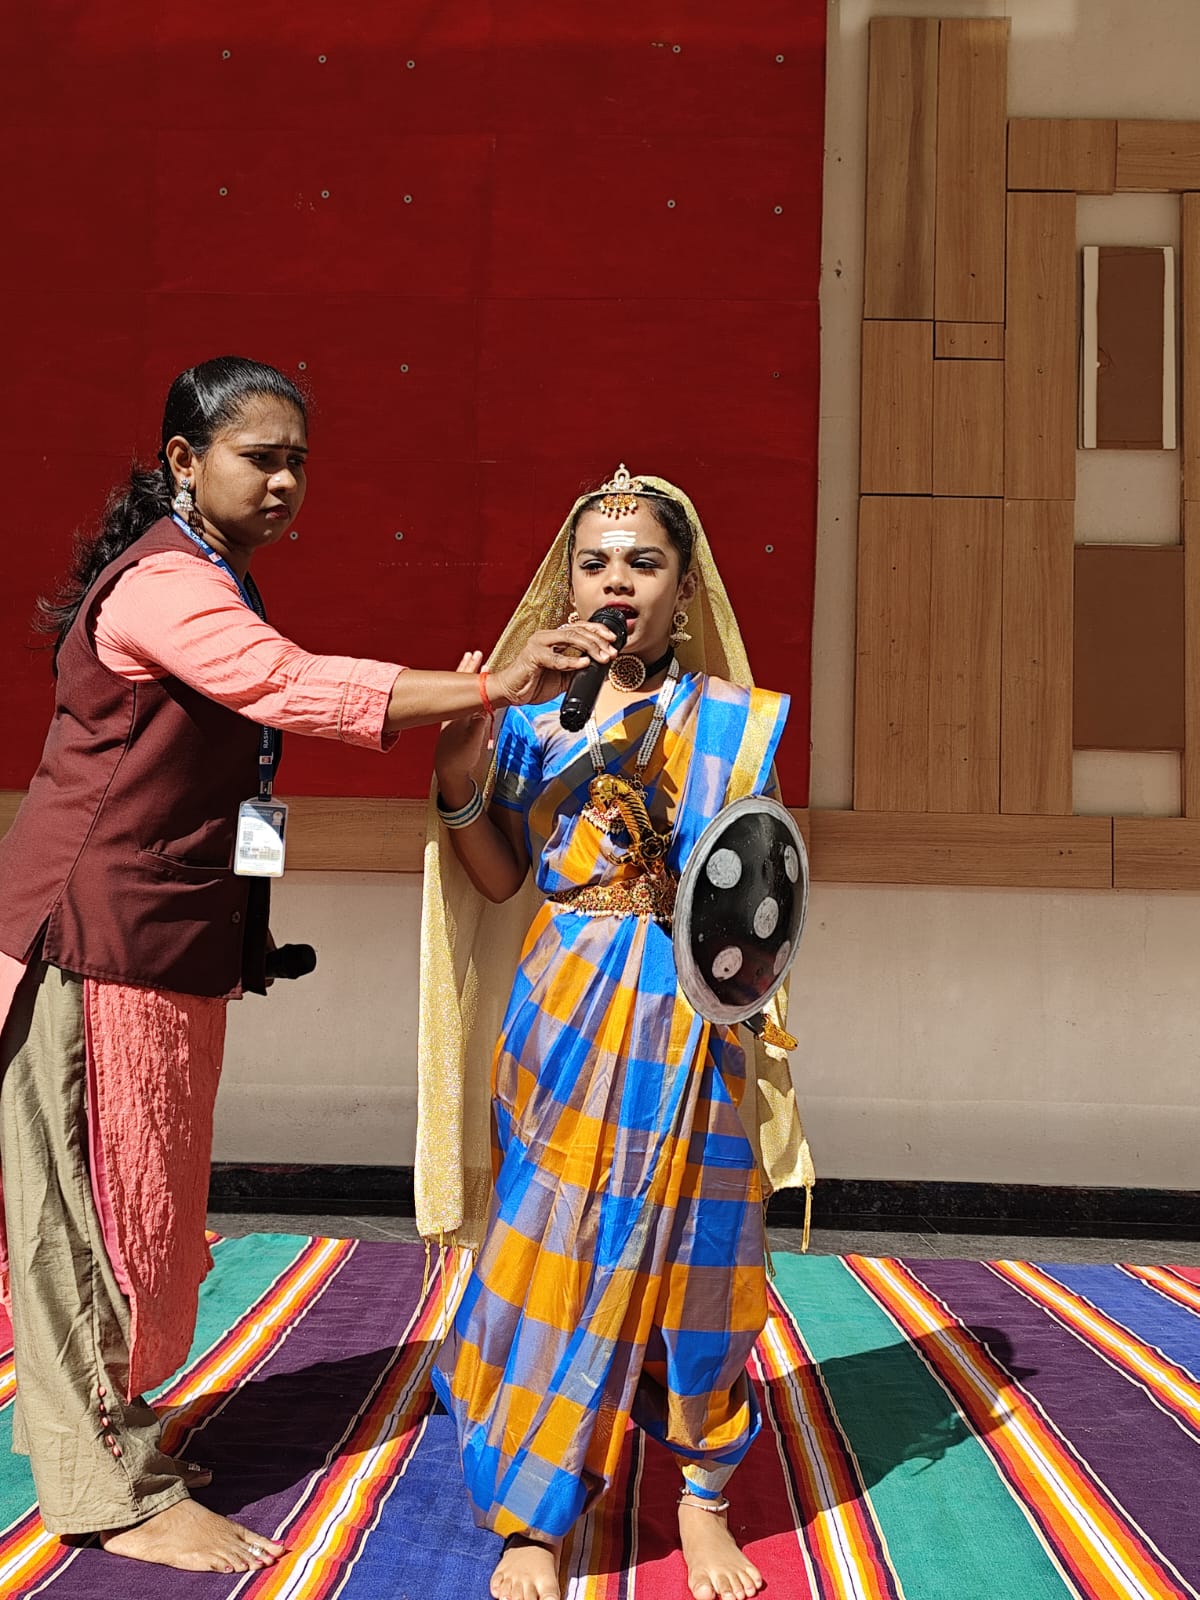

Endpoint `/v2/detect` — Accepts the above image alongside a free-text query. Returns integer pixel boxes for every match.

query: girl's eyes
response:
[579,560,660,573]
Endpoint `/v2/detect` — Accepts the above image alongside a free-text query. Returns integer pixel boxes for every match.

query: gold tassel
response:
[421,1237,432,1300]
[759,1016,798,1051]
[801,1183,813,1254]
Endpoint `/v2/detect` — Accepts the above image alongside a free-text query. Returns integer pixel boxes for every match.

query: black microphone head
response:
[589,605,629,649]
[265,943,317,980]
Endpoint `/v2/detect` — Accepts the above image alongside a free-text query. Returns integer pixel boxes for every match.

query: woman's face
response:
[570,504,696,658]
[173,395,308,561]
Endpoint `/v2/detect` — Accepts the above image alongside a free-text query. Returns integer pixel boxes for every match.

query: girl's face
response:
[169,394,308,564]
[570,504,697,658]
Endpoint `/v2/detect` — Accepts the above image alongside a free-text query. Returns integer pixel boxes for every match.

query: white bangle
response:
[437,781,484,829]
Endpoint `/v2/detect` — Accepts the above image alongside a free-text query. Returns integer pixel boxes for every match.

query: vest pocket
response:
[135,849,230,883]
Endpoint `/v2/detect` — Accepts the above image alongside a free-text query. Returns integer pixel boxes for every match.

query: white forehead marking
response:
[706,849,743,890]
[712,946,744,982]
[599,528,638,549]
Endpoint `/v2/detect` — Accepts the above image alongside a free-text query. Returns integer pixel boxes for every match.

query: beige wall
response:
[217,0,1200,1191]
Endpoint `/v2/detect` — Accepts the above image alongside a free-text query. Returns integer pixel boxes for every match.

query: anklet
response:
[678,1490,731,1514]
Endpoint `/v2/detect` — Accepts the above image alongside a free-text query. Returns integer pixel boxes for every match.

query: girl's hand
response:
[435,650,490,791]
[491,622,618,708]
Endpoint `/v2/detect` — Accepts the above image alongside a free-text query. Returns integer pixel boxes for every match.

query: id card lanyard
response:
[172,514,288,876]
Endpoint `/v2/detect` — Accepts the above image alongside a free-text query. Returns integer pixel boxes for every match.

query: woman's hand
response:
[434,651,490,801]
[491,622,617,709]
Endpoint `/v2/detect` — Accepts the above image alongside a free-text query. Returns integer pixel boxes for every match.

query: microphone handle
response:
[560,658,610,733]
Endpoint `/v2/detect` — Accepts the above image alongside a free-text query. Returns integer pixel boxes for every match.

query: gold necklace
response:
[581,658,680,834]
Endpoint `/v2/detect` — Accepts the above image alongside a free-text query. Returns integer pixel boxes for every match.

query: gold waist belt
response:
[549,872,677,922]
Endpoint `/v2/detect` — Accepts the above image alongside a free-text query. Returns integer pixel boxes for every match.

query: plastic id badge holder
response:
[235,725,286,878]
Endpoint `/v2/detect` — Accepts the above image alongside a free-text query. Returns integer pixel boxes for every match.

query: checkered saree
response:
[431,672,789,1540]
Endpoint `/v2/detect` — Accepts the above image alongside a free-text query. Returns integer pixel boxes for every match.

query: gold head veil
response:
[415,474,814,1248]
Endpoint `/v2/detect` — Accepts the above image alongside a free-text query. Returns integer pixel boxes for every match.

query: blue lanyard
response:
[172,514,280,798]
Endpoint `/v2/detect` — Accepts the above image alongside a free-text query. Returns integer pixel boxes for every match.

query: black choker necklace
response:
[608,645,675,693]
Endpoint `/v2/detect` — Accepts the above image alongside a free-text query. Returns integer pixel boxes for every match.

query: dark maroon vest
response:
[0,518,270,997]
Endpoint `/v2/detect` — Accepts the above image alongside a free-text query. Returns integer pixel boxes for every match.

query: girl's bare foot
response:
[100,1500,286,1572]
[677,1497,764,1600]
[490,1532,564,1600]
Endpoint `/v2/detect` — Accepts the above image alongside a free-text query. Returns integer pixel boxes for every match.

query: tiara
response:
[594,463,659,518]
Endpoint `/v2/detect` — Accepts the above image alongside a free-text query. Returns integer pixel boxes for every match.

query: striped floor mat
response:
[0,1238,1197,1598]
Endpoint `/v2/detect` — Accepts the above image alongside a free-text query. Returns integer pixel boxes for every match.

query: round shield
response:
[673,796,809,1026]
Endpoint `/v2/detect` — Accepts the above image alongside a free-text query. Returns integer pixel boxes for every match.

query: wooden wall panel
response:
[1073,545,1185,752]
[1007,118,1116,193]
[1183,196,1200,500]
[854,496,932,812]
[864,17,939,319]
[1005,192,1077,500]
[1002,499,1074,814]
[928,499,1002,812]
[1185,503,1200,816]
[1116,121,1200,190]
[810,809,1112,889]
[1114,819,1200,889]
[934,18,1009,322]
[935,322,1004,360]
[933,361,1005,497]
[860,319,933,493]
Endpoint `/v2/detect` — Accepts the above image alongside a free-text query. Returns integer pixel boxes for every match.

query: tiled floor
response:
[207,1211,1200,1266]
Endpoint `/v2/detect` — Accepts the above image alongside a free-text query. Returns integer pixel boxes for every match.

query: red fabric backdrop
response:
[0,2,825,799]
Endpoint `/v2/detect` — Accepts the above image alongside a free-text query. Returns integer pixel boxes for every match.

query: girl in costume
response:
[420,469,813,1600]
[0,357,615,1574]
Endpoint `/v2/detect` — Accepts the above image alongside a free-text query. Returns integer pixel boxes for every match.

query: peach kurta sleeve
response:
[92,550,403,749]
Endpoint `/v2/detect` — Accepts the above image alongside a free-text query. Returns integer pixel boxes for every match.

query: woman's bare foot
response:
[490,1532,564,1600]
[677,1497,764,1600]
[100,1500,286,1573]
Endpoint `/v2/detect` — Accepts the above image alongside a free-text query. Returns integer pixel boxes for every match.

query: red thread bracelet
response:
[478,670,496,719]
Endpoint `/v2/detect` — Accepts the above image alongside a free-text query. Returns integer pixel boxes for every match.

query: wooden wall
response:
[845,16,1200,891]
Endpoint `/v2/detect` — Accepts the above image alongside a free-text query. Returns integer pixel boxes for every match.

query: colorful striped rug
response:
[0,1238,1197,1598]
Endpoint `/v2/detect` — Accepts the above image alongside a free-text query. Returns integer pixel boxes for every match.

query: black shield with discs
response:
[673,796,809,1026]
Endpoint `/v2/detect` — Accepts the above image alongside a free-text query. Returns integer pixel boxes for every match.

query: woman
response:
[420,469,813,1600]
[0,357,615,1574]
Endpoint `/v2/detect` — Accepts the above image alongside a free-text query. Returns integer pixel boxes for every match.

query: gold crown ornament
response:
[597,463,646,518]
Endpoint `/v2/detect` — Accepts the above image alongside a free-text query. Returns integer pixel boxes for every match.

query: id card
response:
[234,799,288,877]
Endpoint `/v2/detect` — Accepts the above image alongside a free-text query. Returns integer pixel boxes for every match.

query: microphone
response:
[559,606,628,732]
[264,943,317,980]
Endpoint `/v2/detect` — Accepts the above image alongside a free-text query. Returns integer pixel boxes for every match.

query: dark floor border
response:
[208,1165,1200,1240]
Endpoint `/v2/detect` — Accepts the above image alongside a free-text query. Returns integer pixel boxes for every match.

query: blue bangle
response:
[437,782,484,829]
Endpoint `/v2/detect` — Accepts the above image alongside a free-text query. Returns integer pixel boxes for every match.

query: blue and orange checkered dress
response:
[432,671,789,1540]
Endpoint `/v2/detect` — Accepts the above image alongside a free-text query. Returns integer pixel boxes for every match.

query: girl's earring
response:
[172,477,195,518]
[669,608,692,644]
[566,609,580,624]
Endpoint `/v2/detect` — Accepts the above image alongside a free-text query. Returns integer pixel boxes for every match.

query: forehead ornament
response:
[597,462,645,519]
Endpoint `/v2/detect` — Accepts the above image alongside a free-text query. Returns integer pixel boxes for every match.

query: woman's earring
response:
[172,477,195,517]
[670,608,692,644]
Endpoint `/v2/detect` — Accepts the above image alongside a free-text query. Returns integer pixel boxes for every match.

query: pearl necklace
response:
[582,657,681,832]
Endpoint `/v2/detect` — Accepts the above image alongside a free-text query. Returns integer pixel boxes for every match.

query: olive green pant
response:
[0,962,189,1535]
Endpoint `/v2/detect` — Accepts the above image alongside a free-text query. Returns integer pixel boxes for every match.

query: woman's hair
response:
[567,485,695,573]
[37,356,307,661]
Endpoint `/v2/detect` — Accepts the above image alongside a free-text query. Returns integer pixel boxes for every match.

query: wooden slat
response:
[809,809,1112,889]
[1183,196,1200,500]
[1114,818,1200,888]
[864,17,939,319]
[934,18,1009,323]
[854,496,932,812]
[1005,192,1077,499]
[1185,503,1200,815]
[932,360,1005,496]
[1002,499,1074,814]
[935,322,1004,359]
[860,320,933,494]
[1116,121,1200,191]
[1007,118,1116,193]
[928,499,1002,812]
[284,796,427,871]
